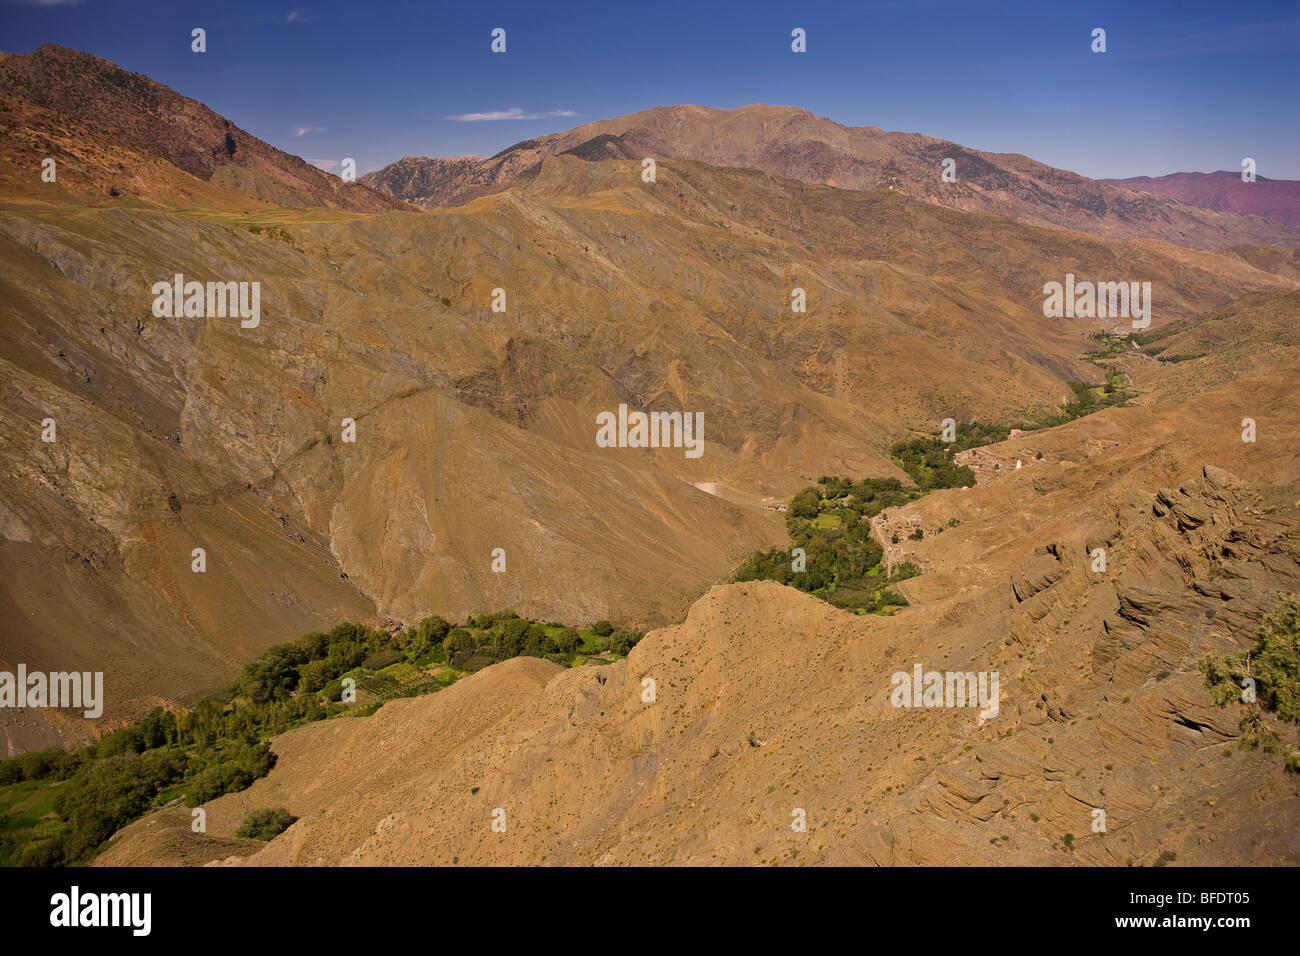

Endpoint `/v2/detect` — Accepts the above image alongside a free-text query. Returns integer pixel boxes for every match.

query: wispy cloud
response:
[295,126,325,137]
[286,10,311,23]
[307,158,339,171]
[447,108,578,122]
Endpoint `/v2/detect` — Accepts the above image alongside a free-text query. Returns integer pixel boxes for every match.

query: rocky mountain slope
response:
[6,148,1296,751]
[98,365,1300,863]
[0,45,406,213]
[363,104,1300,251]
[1101,171,1300,228]
[2,46,1297,827]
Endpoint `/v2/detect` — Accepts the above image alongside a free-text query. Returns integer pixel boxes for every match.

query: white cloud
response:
[286,10,310,22]
[447,108,578,122]
[307,158,339,171]
[295,126,324,137]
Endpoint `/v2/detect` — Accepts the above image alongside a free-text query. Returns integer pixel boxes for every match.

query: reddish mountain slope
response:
[1100,170,1300,227]
[0,45,407,213]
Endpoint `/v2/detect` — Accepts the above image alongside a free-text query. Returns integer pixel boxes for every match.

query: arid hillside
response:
[363,104,1300,251]
[5,148,1297,752]
[97,359,1300,864]
[0,45,406,214]
[1,50,1297,776]
[0,44,1294,868]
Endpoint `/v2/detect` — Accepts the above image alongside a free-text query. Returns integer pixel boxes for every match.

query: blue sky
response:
[2,0,1296,179]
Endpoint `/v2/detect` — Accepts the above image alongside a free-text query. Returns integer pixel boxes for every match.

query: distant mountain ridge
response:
[0,44,408,213]
[362,103,1300,252]
[1100,170,1300,227]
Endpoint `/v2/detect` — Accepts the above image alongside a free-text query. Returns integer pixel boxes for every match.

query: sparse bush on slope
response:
[1200,594,1300,771]
[235,807,298,841]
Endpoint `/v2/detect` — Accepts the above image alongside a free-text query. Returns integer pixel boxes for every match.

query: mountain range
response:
[1100,170,1300,227]
[361,103,1300,251]
[0,44,1296,865]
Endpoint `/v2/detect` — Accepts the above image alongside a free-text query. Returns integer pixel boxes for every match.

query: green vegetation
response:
[0,612,642,866]
[1087,327,1182,359]
[1033,376,1130,428]
[0,778,67,867]
[235,807,298,841]
[736,377,1134,613]
[1088,327,1208,365]
[245,223,296,247]
[736,476,920,613]
[889,420,1007,490]
[1200,594,1300,771]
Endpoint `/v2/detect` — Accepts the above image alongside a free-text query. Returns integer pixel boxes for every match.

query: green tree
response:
[789,487,822,519]
[1200,594,1300,768]
[553,628,582,655]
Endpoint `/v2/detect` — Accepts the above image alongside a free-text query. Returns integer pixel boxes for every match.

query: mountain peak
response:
[361,103,1299,250]
[0,44,407,213]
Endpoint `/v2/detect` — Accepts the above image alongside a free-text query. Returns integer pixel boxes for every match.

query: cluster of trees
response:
[1035,379,1129,428]
[736,476,915,612]
[0,718,277,867]
[1201,594,1300,772]
[0,609,644,866]
[888,422,1000,490]
[437,612,639,673]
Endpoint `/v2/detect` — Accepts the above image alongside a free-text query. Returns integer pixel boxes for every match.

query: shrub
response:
[552,628,582,655]
[1200,594,1300,769]
[15,747,73,781]
[591,620,614,637]
[610,630,642,656]
[183,743,276,807]
[235,807,298,841]
[442,628,473,656]
[54,749,186,860]
[0,760,21,786]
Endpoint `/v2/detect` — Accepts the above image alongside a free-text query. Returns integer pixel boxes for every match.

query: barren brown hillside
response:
[5,149,1296,752]
[1101,171,1300,228]
[98,366,1300,864]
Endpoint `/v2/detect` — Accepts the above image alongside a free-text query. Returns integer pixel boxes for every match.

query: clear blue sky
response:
[2,0,1296,179]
